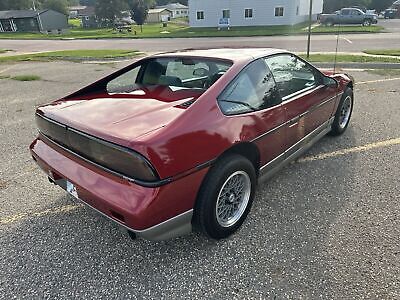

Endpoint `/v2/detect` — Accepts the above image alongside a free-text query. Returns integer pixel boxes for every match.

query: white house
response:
[189,0,323,27]
[156,3,189,19]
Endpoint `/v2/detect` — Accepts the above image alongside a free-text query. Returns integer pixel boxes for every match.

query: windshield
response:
[106,57,232,94]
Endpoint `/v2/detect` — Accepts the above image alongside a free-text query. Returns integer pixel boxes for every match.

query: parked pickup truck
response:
[320,8,378,26]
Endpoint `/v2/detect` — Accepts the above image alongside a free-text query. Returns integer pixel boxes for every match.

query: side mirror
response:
[323,76,338,88]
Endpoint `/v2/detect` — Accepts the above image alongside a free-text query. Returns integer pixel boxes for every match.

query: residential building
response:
[0,9,68,33]
[188,0,323,27]
[156,3,189,19]
[146,8,172,23]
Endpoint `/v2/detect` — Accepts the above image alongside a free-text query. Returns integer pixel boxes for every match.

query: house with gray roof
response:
[156,3,189,19]
[0,9,68,33]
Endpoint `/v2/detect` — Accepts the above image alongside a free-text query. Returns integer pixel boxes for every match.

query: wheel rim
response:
[339,95,352,129]
[216,171,251,228]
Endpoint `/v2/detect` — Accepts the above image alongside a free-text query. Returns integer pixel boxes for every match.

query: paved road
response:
[0,19,399,55]
[0,61,399,299]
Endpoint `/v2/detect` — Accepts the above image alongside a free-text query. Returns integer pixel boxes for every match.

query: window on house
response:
[245,8,253,18]
[222,9,230,18]
[296,6,299,15]
[196,11,204,20]
[176,11,180,15]
[275,7,284,17]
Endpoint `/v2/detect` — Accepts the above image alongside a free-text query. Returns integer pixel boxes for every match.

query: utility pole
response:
[306,0,313,59]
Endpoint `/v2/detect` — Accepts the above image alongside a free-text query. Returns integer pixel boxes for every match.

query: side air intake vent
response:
[178,99,196,108]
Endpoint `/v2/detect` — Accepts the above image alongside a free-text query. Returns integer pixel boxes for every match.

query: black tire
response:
[193,154,257,239]
[363,19,372,26]
[330,87,354,136]
[326,19,334,26]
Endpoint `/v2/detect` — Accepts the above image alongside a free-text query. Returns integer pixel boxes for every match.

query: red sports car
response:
[30,48,354,240]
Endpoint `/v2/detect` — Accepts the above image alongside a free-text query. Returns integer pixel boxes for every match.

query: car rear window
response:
[106,57,232,94]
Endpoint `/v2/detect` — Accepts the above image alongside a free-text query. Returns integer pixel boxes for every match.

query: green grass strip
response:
[0,50,140,63]
[363,49,400,57]
[300,54,400,63]
[0,23,384,40]
[11,75,41,81]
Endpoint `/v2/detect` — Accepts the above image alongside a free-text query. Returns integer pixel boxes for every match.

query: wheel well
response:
[217,143,261,177]
[347,81,353,90]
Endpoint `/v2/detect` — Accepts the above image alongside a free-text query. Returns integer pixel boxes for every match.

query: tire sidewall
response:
[195,155,257,239]
[363,19,371,26]
[331,88,354,135]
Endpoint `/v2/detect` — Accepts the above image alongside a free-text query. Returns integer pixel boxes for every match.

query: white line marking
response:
[356,77,400,85]
[342,37,353,44]
[0,66,14,74]
[298,138,400,163]
[0,204,82,225]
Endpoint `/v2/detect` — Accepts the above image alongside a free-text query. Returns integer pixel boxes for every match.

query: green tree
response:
[95,0,127,27]
[155,0,187,5]
[42,0,68,15]
[128,0,154,32]
[0,0,32,10]
[323,0,372,13]
[369,0,394,12]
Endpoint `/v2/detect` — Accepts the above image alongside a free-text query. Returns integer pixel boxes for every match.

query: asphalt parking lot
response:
[0,61,399,299]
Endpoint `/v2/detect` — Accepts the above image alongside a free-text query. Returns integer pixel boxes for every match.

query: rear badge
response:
[66,181,79,199]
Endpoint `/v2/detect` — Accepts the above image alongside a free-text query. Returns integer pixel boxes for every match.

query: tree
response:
[369,0,394,12]
[128,0,154,32]
[323,0,372,13]
[0,0,32,10]
[155,0,187,5]
[95,0,127,27]
[42,0,68,15]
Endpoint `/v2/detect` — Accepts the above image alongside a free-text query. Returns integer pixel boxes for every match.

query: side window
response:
[265,54,319,99]
[218,59,281,115]
[342,9,350,15]
[106,66,141,93]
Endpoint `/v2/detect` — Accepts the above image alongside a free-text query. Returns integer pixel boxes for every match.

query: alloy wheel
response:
[339,95,352,129]
[215,171,251,228]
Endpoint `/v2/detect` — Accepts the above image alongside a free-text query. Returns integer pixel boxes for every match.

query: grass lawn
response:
[0,49,7,54]
[363,49,400,57]
[68,18,81,28]
[300,53,400,63]
[0,22,384,40]
[0,50,141,63]
[11,75,41,81]
[311,25,383,34]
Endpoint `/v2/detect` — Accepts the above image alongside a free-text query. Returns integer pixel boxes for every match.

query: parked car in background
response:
[320,8,378,26]
[384,8,398,19]
[30,48,354,241]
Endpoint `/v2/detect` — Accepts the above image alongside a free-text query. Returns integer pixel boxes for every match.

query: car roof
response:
[152,48,290,63]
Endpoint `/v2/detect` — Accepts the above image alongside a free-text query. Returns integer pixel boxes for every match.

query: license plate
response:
[66,180,79,199]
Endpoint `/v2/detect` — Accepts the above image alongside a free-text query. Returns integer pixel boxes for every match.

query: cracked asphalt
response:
[0,60,399,299]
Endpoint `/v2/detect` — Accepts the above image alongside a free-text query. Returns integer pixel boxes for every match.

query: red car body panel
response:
[31,137,209,230]
[30,49,352,240]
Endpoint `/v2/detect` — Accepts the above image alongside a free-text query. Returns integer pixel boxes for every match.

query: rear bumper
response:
[30,136,208,240]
